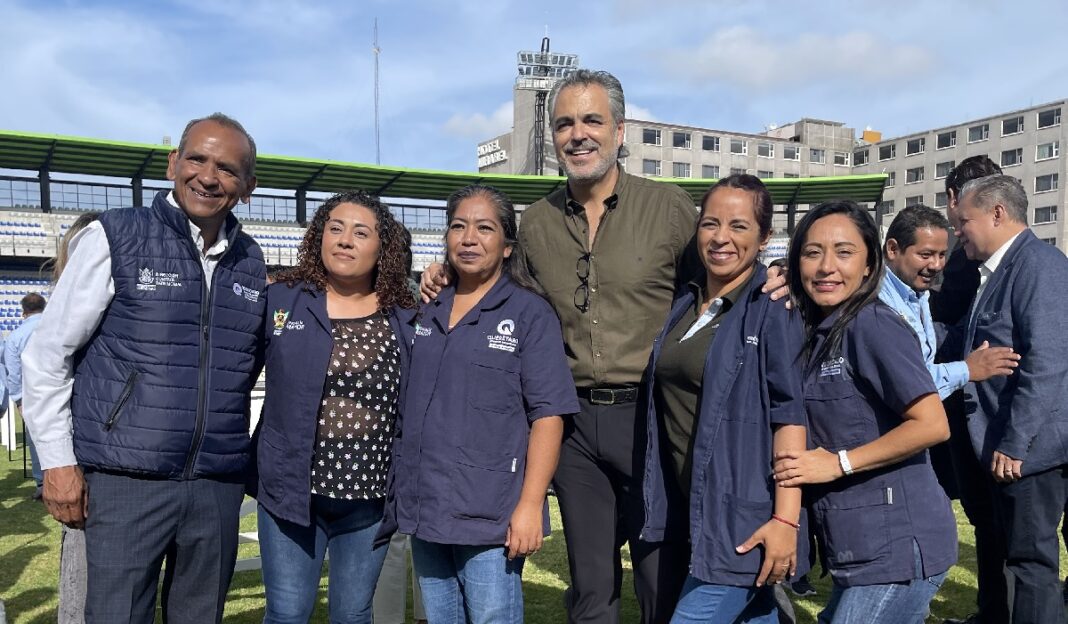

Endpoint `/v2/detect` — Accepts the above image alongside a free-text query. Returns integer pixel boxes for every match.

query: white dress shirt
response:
[22,193,229,469]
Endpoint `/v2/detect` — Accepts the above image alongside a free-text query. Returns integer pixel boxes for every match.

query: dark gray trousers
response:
[83,471,243,624]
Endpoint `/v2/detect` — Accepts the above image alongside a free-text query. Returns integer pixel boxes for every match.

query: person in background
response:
[931,156,1011,624]
[394,184,577,623]
[7,292,46,498]
[951,175,1068,623]
[641,175,807,623]
[41,211,100,624]
[373,533,427,624]
[250,190,416,623]
[776,200,956,622]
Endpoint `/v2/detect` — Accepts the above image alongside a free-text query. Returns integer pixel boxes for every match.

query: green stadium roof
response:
[0,130,887,205]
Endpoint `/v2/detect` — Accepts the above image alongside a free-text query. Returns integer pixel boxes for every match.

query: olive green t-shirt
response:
[653,272,754,497]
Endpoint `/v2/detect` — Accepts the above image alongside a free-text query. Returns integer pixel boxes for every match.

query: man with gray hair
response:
[951,174,1068,623]
[423,69,720,622]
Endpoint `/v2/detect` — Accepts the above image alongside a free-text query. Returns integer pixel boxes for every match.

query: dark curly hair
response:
[274,190,415,310]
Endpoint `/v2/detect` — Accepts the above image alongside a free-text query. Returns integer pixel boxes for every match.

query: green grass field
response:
[1,445,1064,623]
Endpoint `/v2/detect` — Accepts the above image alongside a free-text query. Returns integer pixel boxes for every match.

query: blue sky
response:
[3,0,1066,176]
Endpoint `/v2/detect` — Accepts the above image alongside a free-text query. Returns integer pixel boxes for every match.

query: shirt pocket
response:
[805,381,870,450]
[468,357,522,414]
[819,485,893,574]
[710,492,774,575]
[450,445,518,523]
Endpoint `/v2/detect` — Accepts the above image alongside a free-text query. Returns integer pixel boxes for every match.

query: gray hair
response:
[177,112,257,181]
[960,174,1028,225]
[547,69,629,160]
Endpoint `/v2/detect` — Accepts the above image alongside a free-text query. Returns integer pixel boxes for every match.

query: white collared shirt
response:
[22,192,230,469]
[969,231,1023,328]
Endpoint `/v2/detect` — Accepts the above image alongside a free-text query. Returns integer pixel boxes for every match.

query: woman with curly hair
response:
[250,189,416,623]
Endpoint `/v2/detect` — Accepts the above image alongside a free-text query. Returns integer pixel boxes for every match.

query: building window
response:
[936,131,956,150]
[730,139,747,155]
[757,142,774,158]
[879,144,896,161]
[701,165,720,179]
[906,138,925,155]
[935,191,948,208]
[757,170,774,178]
[1035,205,1057,224]
[885,171,896,188]
[968,123,989,143]
[833,151,850,166]
[702,135,720,151]
[906,166,925,184]
[783,145,800,160]
[1036,173,1059,193]
[784,172,800,178]
[878,200,895,214]
[642,159,661,176]
[1001,148,1023,168]
[1036,141,1060,161]
[809,148,826,164]
[673,132,691,149]
[936,160,955,179]
[642,128,661,145]
[905,195,923,207]
[1038,107,1061,129]
[730,167,746,175]
[1002,115,1024,136]
[1041,237,1058,245]
[854,149,869,166]
[672,162,691,178]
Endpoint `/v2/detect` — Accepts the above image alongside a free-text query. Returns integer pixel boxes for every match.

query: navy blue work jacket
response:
[390,275,579,546]
[249,280,415,527]
[804,302,957,587]
[641,264,810,586]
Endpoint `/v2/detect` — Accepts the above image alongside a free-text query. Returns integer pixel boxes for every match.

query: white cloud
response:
[442,102,513,139]
[625,103,657,121]
[667,27,935,91]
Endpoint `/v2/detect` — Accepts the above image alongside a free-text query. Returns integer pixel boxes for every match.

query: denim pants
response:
[258,496,388,624]
[670,576,777,623]
[818,541,947,624]
[410,538,524,624]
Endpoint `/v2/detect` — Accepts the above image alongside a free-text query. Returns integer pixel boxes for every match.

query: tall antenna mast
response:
[373,18,381,165]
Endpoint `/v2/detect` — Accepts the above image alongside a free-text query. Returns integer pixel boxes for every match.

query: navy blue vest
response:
[71,192,266,479]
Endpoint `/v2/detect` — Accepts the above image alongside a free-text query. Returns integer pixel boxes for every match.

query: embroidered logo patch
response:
[487,319,519,352]
[745,335,759,346]
[819,356,845,377]
[233,281,261,302]
[136,267,182,291]
[415,323,433,337]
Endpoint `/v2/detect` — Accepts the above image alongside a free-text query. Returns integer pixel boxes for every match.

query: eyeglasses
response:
[574,253,591,313]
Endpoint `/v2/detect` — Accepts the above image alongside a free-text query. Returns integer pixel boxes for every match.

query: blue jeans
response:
[410,538,524,624]
[670,576,777,623]
[818,541,947,624]
[259,496,388,624]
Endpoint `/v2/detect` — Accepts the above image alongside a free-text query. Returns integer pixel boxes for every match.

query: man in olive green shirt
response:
[520,70,699,624]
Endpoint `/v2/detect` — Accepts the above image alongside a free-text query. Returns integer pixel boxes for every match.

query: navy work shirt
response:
[642,263,811,586]
[804,301,957,587]
[392,275,579,546]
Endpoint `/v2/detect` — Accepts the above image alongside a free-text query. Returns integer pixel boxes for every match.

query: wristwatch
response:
[838,449,854,476]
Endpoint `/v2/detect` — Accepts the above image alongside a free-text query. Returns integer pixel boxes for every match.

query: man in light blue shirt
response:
[878,205,1019,398]
[6,292,46,498]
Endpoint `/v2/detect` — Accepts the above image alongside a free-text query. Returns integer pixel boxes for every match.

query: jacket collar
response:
[426,274,516,332]
[151,190,242,247]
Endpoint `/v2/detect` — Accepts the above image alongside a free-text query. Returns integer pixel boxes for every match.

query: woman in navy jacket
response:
[250,190,416,623]
[641,175,808,623]
[775,200,956,623]
[390,185,578,624]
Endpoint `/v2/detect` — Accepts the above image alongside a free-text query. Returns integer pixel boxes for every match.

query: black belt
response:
[576,386,639,405]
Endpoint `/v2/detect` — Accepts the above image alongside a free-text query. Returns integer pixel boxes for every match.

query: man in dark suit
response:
[953,174,1068,624]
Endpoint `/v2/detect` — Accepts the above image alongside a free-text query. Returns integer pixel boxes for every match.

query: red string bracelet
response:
[771,514,800,530]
